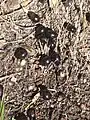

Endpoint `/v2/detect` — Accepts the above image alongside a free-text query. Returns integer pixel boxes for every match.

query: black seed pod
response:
[14,47,27,60]
[62,0,73,6]
[27,108,36,120]
[86,12,90,22]
[38,84,52,100]
[35,24,46,39]
[45,27,58,39]
[49,50,60,66]
[27,11,40,23]
[0,84,3,100]
[35,24,58,41]
[39,54,51,66]
[62,0,66,2]
[48,39,56,50]
[38,0,45,3]
[63,22,76,33]
[14,112,27,120]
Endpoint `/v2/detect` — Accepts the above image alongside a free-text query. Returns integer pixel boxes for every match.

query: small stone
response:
[8,82,13,86]
[28,85,35,91]
[60,72,65,78]
[20,59,27,66]
[11,76,17,83]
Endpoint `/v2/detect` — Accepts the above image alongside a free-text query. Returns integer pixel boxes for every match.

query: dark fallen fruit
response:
[0,84,3,100]
[45,27,58,39]
[14,47,27,60]
[27,108,36,120]
[35,24,46,39]
[39,54,51,66]
[38,84,52,100]
[14,112,27,120]
[27,11,40,23]
[86,12,90,22]
[63,22,76,33]
[49,50,60,66]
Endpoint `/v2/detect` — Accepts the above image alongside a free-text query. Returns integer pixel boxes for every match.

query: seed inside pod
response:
[14,47,27,60]
[27,11,40,23]
[0,84,3,100]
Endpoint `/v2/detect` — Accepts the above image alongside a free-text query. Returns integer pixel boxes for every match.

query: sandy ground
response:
[0,0,90,119]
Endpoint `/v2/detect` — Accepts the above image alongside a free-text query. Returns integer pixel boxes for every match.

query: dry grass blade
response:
[0,101,5,120]
[49,0,59,8]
